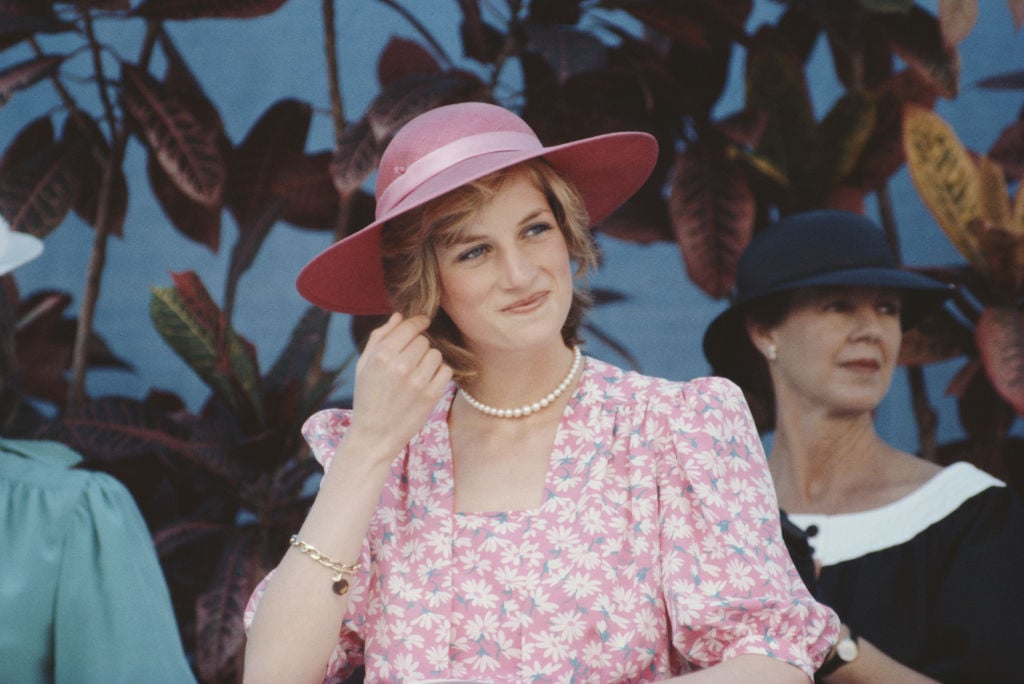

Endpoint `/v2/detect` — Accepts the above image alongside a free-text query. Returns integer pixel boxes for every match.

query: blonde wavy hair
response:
[380,159,597,381]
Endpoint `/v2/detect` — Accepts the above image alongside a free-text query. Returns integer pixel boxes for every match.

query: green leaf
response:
[797,91,877,206]
[150,271,265,426]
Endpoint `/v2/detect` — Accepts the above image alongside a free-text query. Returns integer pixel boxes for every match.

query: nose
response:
[849,304,887,341]
[498,245,536,288]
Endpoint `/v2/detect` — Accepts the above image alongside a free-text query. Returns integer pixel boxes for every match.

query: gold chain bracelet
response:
[289,535,361,596]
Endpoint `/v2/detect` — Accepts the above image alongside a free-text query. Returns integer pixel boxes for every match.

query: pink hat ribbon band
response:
[376,131,542,217]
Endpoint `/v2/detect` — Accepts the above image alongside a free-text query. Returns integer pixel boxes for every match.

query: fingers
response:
[362,313,430,360]
[357,312,450,391]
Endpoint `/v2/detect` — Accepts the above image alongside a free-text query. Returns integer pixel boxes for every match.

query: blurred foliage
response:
[1,0,1023,680]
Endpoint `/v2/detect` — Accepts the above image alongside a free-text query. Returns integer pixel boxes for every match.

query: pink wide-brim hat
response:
[296,101,659,314]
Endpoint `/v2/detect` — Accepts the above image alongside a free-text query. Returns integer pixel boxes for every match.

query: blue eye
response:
[457,245,487,262]
[525,222,552,237]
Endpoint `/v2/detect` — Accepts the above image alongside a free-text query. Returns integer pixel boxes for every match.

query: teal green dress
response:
[0,437,195,683]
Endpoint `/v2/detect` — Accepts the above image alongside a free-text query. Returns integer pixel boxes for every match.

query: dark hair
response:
[380,158,597,381]
[730,291,794,432]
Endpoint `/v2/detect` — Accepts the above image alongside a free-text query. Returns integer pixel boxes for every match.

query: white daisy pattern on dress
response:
[245,356,838,682]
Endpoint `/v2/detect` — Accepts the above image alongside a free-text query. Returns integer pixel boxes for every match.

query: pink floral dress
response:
[246,356,838,682]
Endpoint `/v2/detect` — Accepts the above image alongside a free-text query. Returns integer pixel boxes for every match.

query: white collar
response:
[787,462,1004,566]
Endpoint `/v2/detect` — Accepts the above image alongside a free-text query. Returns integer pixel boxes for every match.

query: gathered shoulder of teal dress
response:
[0,437,196,683]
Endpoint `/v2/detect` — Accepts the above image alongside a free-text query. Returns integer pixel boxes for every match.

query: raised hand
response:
[347,312,453,461]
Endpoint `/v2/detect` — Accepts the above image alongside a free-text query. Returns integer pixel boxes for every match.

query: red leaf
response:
[668,141,755,298]
[272,151,339,230]
[133,0,288,20]
[169,270,226,341]
[226,98,311,230]
[976,306,1024,415]
[0,54,63,105]
[120,63,225,207]
[377,37,441,88]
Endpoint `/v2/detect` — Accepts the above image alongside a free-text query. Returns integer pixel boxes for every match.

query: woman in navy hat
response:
[244,102,840,683]
[704,209,1024,682]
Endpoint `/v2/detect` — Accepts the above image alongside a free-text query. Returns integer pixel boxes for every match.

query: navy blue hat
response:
[703,210,954,382]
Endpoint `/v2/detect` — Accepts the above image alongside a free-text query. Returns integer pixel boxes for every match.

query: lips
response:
[840,359,881,371]
[503,291,548,313]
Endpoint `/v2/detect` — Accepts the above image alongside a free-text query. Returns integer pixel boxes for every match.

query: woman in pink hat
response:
[243,102,838,683]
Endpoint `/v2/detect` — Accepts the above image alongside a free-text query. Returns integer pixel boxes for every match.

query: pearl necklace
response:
[459,346,583,418]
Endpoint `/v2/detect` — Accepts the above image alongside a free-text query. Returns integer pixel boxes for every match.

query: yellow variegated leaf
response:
[903,104,986,272]
[975,154,1012,229]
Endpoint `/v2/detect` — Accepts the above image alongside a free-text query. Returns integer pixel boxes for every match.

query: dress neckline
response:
[441,355,591,518]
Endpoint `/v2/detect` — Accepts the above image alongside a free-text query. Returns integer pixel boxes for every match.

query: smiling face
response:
[433,167,574,356]
[752,285,904,417]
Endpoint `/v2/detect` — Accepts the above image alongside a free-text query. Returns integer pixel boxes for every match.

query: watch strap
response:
[818,624,858,677]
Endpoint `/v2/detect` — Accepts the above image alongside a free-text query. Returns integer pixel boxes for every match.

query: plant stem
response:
[67,19,161,414]
[321,0,346,147]
[376,0,452,67]
[878,185,938,461]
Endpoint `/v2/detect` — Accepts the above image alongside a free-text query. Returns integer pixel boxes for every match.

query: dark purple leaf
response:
[195,529,261,681]
[0,116,54,176]
[0,54,63,105]
[363,70,487,143]
[226,98,310,230]
[989,119,1024,184]
[133,0,288,20]
[975,70,1024,91]
[881,5,960,98]
[377,36,441,88]
[668,140,755,298]
[273,151,339,230]
[120,63,226,207]
[147,150,221,251]
[522,24,607,82]
[0,138,80,237]
[63,114,128,238]
[330,117,380,196]
[527,0,583,24]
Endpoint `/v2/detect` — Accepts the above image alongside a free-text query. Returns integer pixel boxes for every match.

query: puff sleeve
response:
[652,376,838,677]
